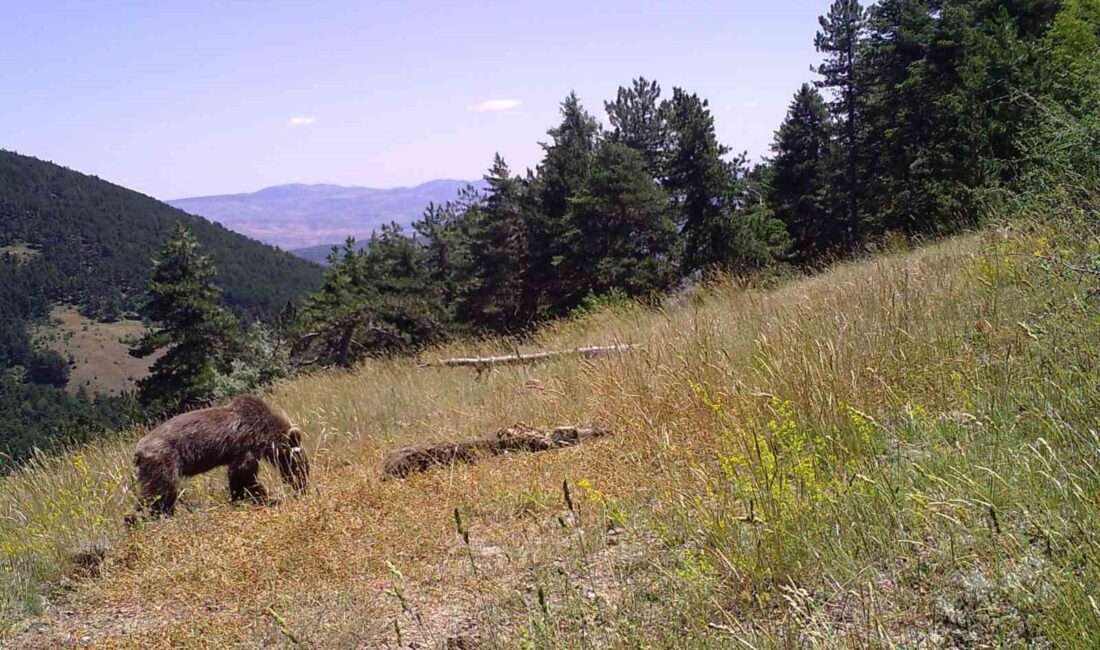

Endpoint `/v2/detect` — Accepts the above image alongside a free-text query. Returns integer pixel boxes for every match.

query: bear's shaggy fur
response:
[131,395,309,519]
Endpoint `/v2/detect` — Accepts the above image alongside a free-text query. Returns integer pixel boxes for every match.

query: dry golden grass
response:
[32,307,158,396]
[1,219,1098,648]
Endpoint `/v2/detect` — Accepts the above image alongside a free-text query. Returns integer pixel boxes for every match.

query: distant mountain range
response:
[168,179,487,253]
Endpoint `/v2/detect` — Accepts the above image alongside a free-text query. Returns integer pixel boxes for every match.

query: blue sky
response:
[2,1,829,199]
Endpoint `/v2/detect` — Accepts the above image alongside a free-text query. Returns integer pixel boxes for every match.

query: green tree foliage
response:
[1047,0,1100,114]
[289,83,795,346]
[856,0,1058,235]
[605,77,669,176]
[458,155,532,332]
[24,349,70,389]
[296,224,447,367]
[0,150,321,324]
[130,222,240,414]
[761,0,1073,254]
[660,86,774,274]
[412,186,479,316]
[361,225,448,352]
[294,239,370,368]
[1024,0,1100,191]
[532,93,602,314]
[769,84,837,259]
[713,158,793,274]
[11,0,1095,468]
[569,140,679,296]
[0,149,321,462]
[0,374,137,471]
[212,323,295,402]
[662,89,737,273]
[814,0,866,246]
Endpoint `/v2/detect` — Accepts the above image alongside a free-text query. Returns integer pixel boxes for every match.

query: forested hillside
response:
[0,150,322,324]
[0,150,323,466]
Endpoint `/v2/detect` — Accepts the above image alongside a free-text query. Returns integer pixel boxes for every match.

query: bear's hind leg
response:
[136,454,180,518]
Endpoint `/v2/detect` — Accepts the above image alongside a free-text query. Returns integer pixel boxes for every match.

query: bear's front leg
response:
[228,454,269,504]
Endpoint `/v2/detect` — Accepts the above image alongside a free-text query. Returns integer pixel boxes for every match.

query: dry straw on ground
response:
[1,220,1098,648]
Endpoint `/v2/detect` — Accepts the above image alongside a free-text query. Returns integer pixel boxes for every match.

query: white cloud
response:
[470,99,521,113]
[287,116,316,127]
[741,100,760,109]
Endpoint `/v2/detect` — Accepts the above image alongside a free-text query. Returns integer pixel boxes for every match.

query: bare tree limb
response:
[419,344,637,370]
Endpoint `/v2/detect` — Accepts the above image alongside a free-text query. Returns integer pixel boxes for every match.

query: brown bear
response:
[130,395,309,519]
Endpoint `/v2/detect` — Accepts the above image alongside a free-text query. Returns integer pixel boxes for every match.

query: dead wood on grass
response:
[382,424,610,478]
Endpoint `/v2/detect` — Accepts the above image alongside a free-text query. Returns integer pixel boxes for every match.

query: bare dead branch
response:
[419,344,636,370]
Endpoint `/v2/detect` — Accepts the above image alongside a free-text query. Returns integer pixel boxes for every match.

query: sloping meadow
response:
[1,215,1098,647]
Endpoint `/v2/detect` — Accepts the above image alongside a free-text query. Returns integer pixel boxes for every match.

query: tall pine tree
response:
[662,88,732,273]
[413,187,478,316]
[531,93,602,313]
[605,77,668,177]
[570,140,679,296]
[296,224,447,367]
[769,84,837,259]
[814,0,866,247]
[130,222,238,413]
[459,155,531,332]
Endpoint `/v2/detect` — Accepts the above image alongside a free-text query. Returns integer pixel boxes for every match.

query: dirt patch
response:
[32,306,160,396]
[0,241,41,265]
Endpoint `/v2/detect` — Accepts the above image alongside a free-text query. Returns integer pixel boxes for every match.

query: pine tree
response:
[605,77,668,177]
[530,93,602,314]
[857,0,1055,235]
[295,238,375,368]
[662,88,732,273]
[413,187,478,311]
[459,155,531,332]
[130,222,238,414]
[296,224,448,367]
[769,84,837,259]
[1047,0,1100,114]
[729,163,793,271]
[860,0,948,234]
[361,224,448,352]
[569,140,679,296]
[814,0,866,247]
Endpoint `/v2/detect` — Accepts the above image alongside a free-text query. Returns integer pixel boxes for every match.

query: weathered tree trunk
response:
[382,424,610,478]
[335,322,357,369]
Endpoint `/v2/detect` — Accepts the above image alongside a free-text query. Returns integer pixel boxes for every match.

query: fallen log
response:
[382,423,610,479]
[421,344,636,370]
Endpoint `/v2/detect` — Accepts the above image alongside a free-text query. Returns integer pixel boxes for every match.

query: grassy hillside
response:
[1,213,1097,647]
[31,307,159,396]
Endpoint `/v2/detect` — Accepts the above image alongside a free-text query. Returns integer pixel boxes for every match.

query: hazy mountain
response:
[169,179,486,251]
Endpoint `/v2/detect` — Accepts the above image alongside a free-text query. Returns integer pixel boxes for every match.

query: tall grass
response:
[0,211,1097,647]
